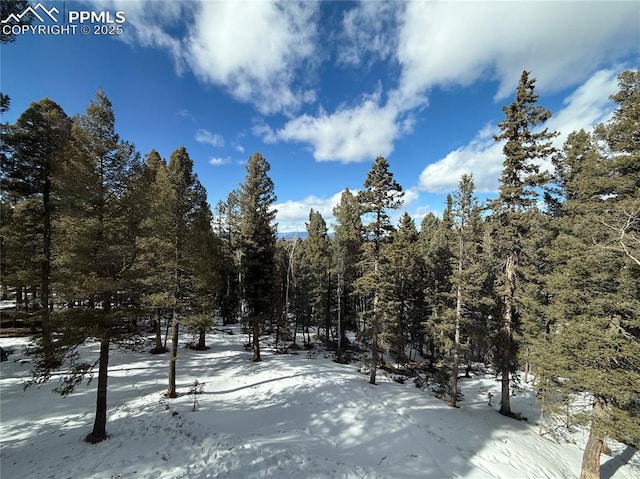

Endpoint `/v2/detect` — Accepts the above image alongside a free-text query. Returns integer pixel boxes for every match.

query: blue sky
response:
[1,1,638,232]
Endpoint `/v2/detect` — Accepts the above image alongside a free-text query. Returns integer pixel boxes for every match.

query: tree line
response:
[1,68,638,479]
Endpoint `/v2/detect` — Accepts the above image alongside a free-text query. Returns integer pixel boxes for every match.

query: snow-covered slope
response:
[1,328,638,478]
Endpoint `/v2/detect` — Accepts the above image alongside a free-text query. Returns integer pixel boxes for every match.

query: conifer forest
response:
[1,67,639,479]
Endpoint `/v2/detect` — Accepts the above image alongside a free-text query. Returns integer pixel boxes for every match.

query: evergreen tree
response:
[305,209,332,345]
[290,235,313,347]
[592,66,640,267]
[356,156,403,384]
[274,237,295,349]
[52,90,141,443]
[183,200,223,350]
[448,174,485,406]
[420,205,454,369]
[213,195,241,326]
[165,146,207,397]
[332,189,363,355]
[379,212,426,365]
[490,71,557,417]
[539,70,640,479]
[135,150,174,353]
[1,98,71,367]
[238,153,278,362]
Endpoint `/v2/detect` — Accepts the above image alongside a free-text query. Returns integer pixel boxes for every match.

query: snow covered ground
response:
[1,327,638,479]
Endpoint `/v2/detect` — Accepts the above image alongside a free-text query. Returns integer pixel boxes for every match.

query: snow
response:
[1,328,638,479]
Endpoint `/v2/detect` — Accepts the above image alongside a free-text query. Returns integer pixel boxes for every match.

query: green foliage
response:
[304,209,332,341]
[332,189,363,335]
[536,69,640,450]
[379,212,426,364]
[356,156,404,383]
[238,153,278,360]
[489,71,558,415]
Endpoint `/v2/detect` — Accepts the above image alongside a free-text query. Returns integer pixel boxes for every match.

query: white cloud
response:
[184,1,319,115]
[396,2,638,101]
[252,122,277,144]
[417,68,623,194]
[546,68,620,143]
[273,1,636,164]
[196,129,224,147]
[95,0,636,165]
[86,0,187,64]
[235,144,245,154]
[275,88,414,163]
[337,2,402,67]
[177,109,196,122]
[274,190,347,233]
[418,128,503,194]
[209,157,231,166]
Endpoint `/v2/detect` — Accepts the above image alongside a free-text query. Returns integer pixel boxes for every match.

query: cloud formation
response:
[274,88,412,163]
[209,156,231,166]
[397,1,638,100]
[275,1,637,162]
[274,190,347,233]
[418,68,622,194]
[196,129,224,147]
[184,1,319,115]
[96,0,637,165]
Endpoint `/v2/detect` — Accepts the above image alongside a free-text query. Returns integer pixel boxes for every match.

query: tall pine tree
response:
[1,98,71,367]
[490,71,557,417]
[238,153,278,362]
[448,174,485,407]
[356,156,403,384]
[165,146,207,397]
[332,188,363,356]
[54,90,140,443]
[305,209,332,345]
[538,70,640,479]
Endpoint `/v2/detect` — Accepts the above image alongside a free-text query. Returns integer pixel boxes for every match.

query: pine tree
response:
[165,146,207,397]
[1,98,71,367]
[183,199,223,350]
[305,209,332,345]
[380,212,426,365]
[592,66,640,267]
[420,204,454,369]
[356,156,403,384]
[53,90,141,443]
[332,189,363,356]
[539,69,640,479]
[213,195,241,326]
[135,150,174,353]
[490,71,557,417]
[238,153,278,362]
[448,174,485,407]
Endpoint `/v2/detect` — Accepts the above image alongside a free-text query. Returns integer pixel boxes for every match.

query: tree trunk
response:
[41,177,57,368]
[369,257,380,385]
[252,316,261,362]
[580,396,605,479]
[153,311,165,352]
[451,284,462,407]
[197,327,206,349]
[336,273,343,358]
[86,335,110,443]
[499,253,516,416]
[325,272,331,347]
[166,311,179,398]
[369,324,378,385]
